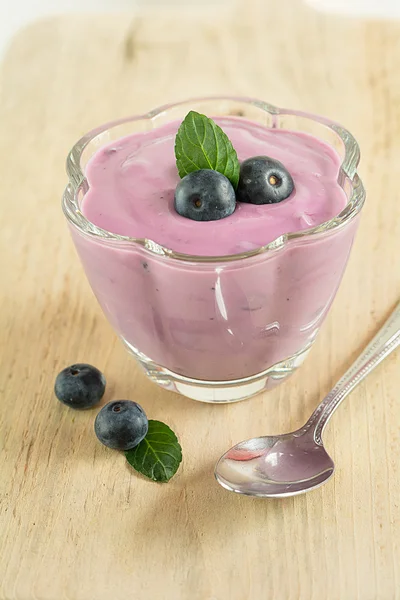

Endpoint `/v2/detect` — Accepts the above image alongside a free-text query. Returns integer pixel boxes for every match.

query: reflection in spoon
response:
[217,433,334,497]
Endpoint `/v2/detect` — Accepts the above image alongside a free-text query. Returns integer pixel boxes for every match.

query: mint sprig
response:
[175,111,240,189]
[125,420,182,483]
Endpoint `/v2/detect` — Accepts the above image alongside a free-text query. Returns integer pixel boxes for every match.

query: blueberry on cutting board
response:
[55,363,106,409]
[94,400,149,450]
[174,169,236,221]
[236,156,294,204]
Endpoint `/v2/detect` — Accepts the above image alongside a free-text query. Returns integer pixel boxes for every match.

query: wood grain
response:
[1,1,399,598]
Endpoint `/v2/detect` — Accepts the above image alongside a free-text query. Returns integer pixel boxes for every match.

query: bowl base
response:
[122,339,313,403]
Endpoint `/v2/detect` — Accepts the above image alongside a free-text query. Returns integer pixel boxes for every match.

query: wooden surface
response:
[1,1,400,598]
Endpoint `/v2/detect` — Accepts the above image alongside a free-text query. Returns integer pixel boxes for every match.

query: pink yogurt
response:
[83,118,347,255]
[70,118,358,381]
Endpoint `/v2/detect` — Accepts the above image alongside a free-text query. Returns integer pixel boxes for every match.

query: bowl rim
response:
[63,95,365,263]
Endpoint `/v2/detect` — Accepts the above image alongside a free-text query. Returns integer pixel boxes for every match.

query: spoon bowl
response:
[215,431,334,497]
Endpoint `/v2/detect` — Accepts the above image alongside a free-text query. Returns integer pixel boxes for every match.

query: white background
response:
[1,0,400,58]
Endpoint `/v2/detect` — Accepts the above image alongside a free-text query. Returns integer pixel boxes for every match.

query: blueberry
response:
[94,401,148,450]
[54,363,106,409]
[236,156,294,205]
[174,170,236,221]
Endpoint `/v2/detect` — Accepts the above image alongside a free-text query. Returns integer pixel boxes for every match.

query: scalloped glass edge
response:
[62,96,365,263]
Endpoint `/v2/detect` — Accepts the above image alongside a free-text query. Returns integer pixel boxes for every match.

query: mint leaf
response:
[175,111,240,189]
[125,420,182,483]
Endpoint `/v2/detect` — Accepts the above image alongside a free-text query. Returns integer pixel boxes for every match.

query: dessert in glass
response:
[62,97,365,403]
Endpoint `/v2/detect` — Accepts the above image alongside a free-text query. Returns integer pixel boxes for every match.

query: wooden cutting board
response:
[1,1,399,598]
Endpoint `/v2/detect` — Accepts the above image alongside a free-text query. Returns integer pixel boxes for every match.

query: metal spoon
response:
[215,301,400,498]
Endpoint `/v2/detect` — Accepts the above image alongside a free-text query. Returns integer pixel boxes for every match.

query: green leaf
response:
[125,420,182,483]
[175,110,240,189]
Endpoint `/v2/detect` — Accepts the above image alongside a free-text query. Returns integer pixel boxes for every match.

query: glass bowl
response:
[63,97,365,403]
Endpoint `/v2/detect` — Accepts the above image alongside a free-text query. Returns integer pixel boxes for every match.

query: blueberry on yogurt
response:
[174,170,236,221]
[236,156,294,205]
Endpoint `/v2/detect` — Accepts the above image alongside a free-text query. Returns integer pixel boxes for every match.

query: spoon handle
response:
[305,301,400,444]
